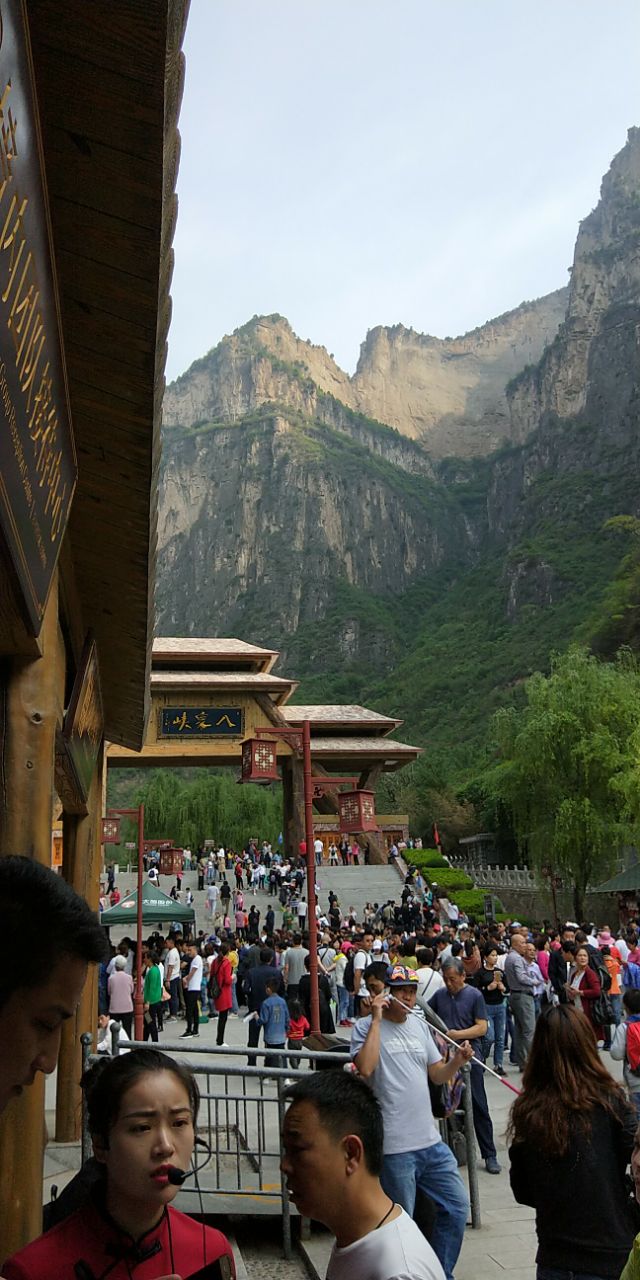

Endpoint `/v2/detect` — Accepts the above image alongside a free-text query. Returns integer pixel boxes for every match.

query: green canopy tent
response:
[100,879,195,926]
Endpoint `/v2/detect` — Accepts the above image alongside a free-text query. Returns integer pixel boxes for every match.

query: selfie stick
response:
[388,994,522,1096]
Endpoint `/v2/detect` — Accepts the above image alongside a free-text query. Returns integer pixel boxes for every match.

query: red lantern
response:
[241,738,279,783]
[101,817,121,845]
[338,789,378,833]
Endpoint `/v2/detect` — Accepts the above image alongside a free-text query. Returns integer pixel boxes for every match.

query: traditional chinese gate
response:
[106,637,421,861]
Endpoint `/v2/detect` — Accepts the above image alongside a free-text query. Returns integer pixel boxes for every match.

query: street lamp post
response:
[107,803,145,1040]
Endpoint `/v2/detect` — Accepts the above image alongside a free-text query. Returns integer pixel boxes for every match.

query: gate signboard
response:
[0,1,76,634]
[159,706,244,738]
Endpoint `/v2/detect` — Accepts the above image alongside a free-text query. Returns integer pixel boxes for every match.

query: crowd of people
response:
[8,848,640,1278]
[95,836,640,1279]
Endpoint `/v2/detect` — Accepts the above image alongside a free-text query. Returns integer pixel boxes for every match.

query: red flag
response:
[433,823,441,849]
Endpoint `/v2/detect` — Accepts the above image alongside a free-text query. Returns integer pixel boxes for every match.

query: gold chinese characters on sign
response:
[0,0,75,633]
[159,706,244,738]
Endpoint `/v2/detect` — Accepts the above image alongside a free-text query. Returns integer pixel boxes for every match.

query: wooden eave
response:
[27,0,190,748]
[149,670,298,707]
[283,704,402,737]
[309,735,422,772]
[152,636,279,674]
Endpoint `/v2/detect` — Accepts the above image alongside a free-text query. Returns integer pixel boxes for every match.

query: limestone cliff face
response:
[508,127,640,439]
[163,314,355,429]
[163,297,567,462]
[350,293,567,455]
[157,412,470,649]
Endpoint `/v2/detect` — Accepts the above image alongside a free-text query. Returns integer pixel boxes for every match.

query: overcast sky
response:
[166,1,640,382]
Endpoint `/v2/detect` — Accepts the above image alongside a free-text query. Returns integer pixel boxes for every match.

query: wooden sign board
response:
[0,1,76,636]
[61,634,103,805]
[158,706,244,738]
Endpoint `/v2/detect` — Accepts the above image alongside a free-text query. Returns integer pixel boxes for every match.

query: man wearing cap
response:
[351,964,472,1280]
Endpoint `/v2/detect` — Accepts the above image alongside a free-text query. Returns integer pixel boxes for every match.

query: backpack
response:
[428,1028,464,1118]
[343,954,356,994]
[589,949,612,992]
[209,958,222,1000]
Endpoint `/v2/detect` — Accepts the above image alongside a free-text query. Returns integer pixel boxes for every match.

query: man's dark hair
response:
[561,940,577,956]
[0,855,107,1008]
[624,989,640,1014]
[292,933,302,946]
[283,1070,383,1174]
[259,947,274,964]
[364,960,389,986]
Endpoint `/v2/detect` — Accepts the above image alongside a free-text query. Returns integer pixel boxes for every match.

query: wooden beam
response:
[282,757,304,857]
[358,763,384,791]
[0,573,64,1258]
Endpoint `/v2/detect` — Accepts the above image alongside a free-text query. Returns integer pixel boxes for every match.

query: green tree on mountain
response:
[487,647,640,920]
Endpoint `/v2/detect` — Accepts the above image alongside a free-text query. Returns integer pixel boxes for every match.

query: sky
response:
[166,1,640,382]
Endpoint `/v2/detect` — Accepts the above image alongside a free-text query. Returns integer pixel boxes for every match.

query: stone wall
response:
[490,885,618,927]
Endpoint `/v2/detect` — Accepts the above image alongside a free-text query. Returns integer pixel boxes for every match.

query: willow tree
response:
[137,769,283,852]
[490,647,640,921]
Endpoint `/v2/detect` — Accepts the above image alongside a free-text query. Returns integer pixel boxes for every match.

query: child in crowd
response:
[287,998,310,1069]
[260,977,290,1070]
[611,989,640,1119]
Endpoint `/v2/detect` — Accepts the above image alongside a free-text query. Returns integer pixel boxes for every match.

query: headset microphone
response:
[167,1136,212,1186]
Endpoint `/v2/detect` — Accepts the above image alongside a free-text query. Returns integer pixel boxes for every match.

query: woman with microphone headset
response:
[2,1049,235,1280]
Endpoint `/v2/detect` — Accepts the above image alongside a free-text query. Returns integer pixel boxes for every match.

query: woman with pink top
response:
[534,935,550,982]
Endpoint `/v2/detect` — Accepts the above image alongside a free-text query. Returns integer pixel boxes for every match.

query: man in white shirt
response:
[415,948,445,1012]
[164,937,181,1019]
[314,837,324,866]
[181,944,203,1039]
[282,1070,445,1280]
[207,881,219,921]
[353,931,374,1016]
[351,966,472,1280]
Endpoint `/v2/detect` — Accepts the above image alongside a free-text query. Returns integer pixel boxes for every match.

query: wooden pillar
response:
[55,748,103,1142]
[0,573,64,1259]
[281,756,304,856]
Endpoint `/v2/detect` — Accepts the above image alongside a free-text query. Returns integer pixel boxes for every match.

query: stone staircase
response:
[314,863,403,922]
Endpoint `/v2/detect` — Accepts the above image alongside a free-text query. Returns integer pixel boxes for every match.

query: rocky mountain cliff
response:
[164,292,567,459]
[157,128,640,769]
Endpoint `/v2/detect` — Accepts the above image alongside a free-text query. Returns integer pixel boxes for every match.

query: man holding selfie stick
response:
[351,965,472,1280]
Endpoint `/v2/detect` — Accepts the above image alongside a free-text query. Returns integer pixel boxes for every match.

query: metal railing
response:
[81,1029,481,1257]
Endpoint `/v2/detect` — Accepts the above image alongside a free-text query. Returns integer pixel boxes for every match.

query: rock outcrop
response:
[157,128,640,754]
[350,293,568,454]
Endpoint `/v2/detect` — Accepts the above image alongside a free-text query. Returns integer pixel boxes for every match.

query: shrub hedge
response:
[428,869,474,892]
[408,849,447,869]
